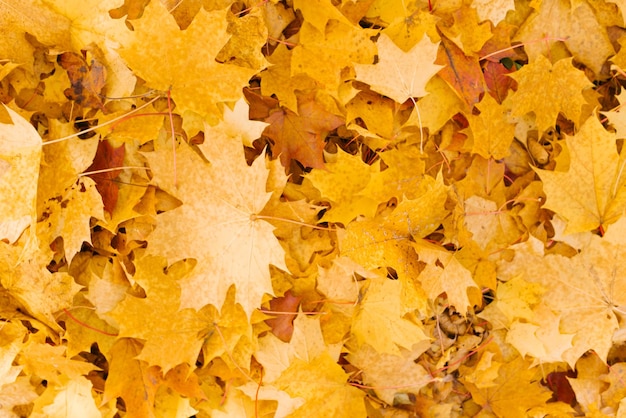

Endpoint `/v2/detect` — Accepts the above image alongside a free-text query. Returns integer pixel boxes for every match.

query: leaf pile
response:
[2,0,626,416]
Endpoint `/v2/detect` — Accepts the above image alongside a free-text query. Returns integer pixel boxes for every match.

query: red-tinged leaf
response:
[243,87,280,120]
[479,22,523,63]
[483,61,517,104]
[436,34,485,107]
[264,94,344,169]
[58,52,107,111]
[543,370,577,405]
[86,140,125,215]
[265,290,302,342]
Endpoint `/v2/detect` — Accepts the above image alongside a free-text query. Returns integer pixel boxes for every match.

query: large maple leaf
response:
[116,1,263,123]
[143,125,286,317]
[535,116,626,234]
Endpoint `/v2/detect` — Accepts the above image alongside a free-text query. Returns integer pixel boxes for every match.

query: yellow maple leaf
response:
[102,339,162,417]
[567,354,611,415]
[360,143,428,202]
[535,116,626,234]
[383,8,439,52]
[478,275,545,329]
[438,5,493,54]
[32,376,100,418]
[0,236,80,332]
[351,277,430,354]
[506,304,575,365]
[462,195,523,252]
[0,0,127,77]
[473,0,515,26]
[38,178,103,263]
[506,55,592,133]
[116,1,261,123]
[499,235,626,366]
[0,105,41,244]
[513,0,614,75]
[19,341,95,388]
[413,240,481,315]
[600,363,626,411]
[261,44,317,112]
[273,352,367,417]
[143,131,286,318]
[462,356,552,418]
[414,75,468,133]
[108,256,206,372]
[292,20,376,93]
[467,93,516,159]
[200,286,256,373]
[347,343,431,405]
[354,33,443,104]
[293,0,351,33]
[290,313,342,362]
[306,148,380,225]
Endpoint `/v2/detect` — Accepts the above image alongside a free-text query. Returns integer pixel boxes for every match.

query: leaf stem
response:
[252,214,337,231]
[43,96,161,145]
[62,308,119,337]
[78,166,151,177]
[479,36,571,61]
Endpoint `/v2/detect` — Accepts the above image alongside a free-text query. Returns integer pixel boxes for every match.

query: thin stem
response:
[167,88,178,188]
[43,96,160,145]
[79,166,151,177]
[479,36,570,61]
[252,214,337,231]
[62,308,118,337]
[213,323,255,383]
[257,309,326,315]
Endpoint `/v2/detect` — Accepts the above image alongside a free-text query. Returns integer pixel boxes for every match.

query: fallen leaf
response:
[513,0,614,76]
[144,135,286,317]
[108,256,206,372]
[102,338,162,418]
[436,34,485,107]
[58,52,107,111]
[354,33,442,104]
[265,290,302,342]
[506,55,593,133]
[265,94,344,169]
[535,116,626,234]
[273,352,367,417]
[0,105,41,244]
[351,276,430,354]
[116,1,260,123]
[86,140,124,215]
[462,356,552,418]
[467,93,516,159]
